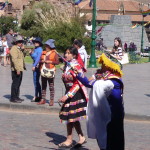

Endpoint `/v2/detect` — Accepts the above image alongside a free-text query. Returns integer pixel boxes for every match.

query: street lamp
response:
[139,3,144,53]
[141,16,144,53]
[88,0,97,68]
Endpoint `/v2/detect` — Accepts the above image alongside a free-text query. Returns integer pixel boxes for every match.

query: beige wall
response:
[8,0,29,10]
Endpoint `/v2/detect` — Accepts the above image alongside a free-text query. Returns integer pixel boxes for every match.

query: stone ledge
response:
[0,103,150,121]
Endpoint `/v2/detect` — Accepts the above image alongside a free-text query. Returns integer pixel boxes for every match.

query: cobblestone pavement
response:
[0,110,150,150]
[0,63,150,117]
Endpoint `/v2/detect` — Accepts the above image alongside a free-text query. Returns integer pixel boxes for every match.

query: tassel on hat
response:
[98,53,123,77]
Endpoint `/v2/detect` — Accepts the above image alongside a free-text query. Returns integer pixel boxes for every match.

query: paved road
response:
[0,110,150,150]
[0,63,150,117]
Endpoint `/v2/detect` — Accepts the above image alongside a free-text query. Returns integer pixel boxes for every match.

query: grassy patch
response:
[139,57,149,63]
[25,56,33,64]
[24,56,65,69]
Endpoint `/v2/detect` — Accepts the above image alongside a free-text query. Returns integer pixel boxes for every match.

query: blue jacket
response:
[30,46,43,67]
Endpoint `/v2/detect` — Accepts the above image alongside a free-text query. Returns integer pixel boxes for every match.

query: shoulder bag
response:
[41,51,56,78]
[119,52,129,64]
[0,41,4,55]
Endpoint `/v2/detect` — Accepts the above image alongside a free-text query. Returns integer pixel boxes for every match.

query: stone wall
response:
[101,15,149,51]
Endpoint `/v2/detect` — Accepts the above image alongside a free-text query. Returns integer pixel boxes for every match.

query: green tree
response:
[0,16,16,36]
[20,1,72,37]
[20,9,41,37]
[20,1,91,53]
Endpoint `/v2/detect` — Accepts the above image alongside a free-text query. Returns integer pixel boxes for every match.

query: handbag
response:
[0,46,4,54]
[41,51,56,78]
[119,53,129,64]
[41,63,55,78]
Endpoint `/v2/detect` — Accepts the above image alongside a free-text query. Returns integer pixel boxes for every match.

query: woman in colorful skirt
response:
[58,46,88,149]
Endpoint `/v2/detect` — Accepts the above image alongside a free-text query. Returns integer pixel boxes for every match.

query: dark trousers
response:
[11,71,23,100]
[106,118,125,150]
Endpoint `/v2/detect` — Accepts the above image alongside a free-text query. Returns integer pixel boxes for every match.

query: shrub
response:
[0,16,16,35]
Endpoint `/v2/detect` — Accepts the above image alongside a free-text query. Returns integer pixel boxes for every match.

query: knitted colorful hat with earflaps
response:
[98,53,123,77]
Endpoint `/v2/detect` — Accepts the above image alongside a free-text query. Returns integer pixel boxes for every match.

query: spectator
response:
[129,42,137,51]
[5,29,15,49]
[38,39,59,106]
[10,35,26,103]
[0,39,3,63]
[30,37,43,102]
[0,36,8,67]
[73,40,88,69]
[110,37,123,60]
[5,29,14,65]
[124,42,128,52]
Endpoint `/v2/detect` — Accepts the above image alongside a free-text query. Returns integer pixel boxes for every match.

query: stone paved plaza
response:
[0,63,150,118]
[0,62,150,150]
[0,110,150,150]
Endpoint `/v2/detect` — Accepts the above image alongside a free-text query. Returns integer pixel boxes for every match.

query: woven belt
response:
[65,83,73,87]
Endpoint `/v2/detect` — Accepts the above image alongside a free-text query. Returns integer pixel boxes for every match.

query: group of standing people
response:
[9,36,88,105]
[9,34,125,150]
[0,29,14,67]
[30,37,59,106]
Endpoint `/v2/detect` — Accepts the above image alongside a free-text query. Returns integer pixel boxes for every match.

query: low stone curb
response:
[125,113,150,121]
[0,103,150,121]
[0,103,60,113]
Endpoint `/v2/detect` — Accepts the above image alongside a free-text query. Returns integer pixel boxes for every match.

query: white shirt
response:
[0,41,8,56]
[0,40,2,46]
[78,45,88,69]
[87,80,114,149]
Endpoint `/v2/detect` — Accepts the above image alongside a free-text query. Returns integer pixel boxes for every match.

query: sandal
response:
[49,99,54,106]
[58,142,73,148]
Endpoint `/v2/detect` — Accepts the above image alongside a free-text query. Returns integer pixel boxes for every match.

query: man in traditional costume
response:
[75,53,124,150]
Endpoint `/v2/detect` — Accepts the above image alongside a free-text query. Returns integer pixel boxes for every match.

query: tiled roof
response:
[88,13,150,22]
[79,0,149,11]
[131,0,150,4]
[7,0,29,10]
[79,0,150,22]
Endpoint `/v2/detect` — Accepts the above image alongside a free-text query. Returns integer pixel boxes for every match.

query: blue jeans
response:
[33,68,41,97]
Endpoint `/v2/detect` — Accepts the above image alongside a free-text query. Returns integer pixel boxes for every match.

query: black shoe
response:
[73,140,87,148]
[17,98,24,101]
[10,99,22,103]
[31,97,41,102]
[35,97,41,102]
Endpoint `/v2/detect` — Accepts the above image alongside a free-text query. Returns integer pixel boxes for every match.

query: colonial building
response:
[78,0,150,41]
[1,0,149,22]
[78,0,150,23]
[0,0,150,41]
[0,0,74,20]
